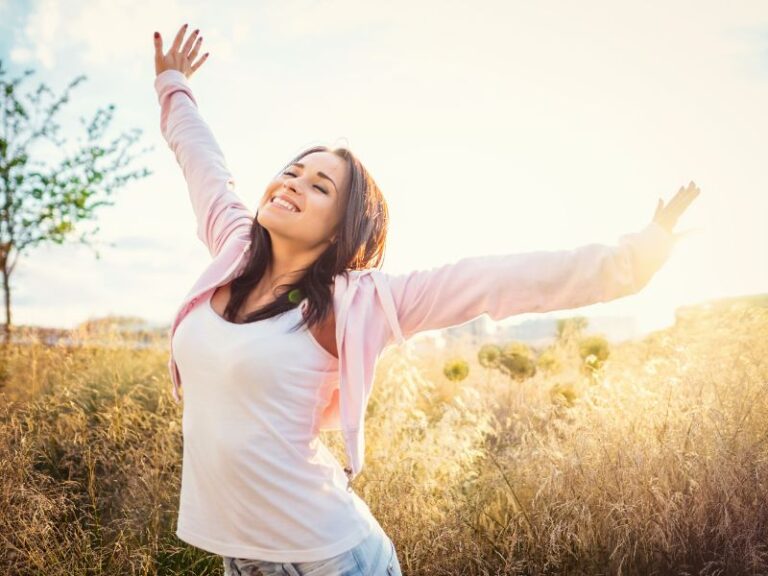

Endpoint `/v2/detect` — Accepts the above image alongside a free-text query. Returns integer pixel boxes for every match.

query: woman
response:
[153,23,699,576]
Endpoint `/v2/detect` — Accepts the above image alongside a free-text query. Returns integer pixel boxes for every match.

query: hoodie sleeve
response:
[154,69,253,258]
[382,220,676,341]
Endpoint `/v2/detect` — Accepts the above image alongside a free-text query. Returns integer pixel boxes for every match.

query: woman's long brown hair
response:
[222,145,390,332]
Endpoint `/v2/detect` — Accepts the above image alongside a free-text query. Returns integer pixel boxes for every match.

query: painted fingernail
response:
[154,31,159,39]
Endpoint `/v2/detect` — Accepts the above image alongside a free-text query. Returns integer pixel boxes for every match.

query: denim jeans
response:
[221,520,403,575]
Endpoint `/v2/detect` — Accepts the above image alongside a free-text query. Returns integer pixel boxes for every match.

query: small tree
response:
[443,358,470,382]
[578,334,611,372]
[556,315,589,342]
[536,347,562,374]
[477,343,502,369]
[0,59,153,343]
[499,341,537,381]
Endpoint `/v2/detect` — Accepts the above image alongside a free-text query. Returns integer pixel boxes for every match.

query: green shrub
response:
[443,358,470,382]
[550,382,578,406]
[536,347,561,374]
[499,341,536,381]
[477,343,502,369]
[578,334,610,370]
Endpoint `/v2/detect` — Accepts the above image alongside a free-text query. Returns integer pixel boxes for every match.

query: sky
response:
[1,0,766,338]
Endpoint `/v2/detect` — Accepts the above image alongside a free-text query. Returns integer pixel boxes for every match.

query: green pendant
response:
[288,288,303,304]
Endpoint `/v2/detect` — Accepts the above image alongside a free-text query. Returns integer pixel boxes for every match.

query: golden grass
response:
[1,305,766,575]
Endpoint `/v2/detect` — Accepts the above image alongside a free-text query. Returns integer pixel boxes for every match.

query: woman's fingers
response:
[171,23,188,54]
[664,187,684,218]
[675,182,700,217]
[666,182,698,219]
[153,31,163,65]
[190,51,210,75]
[652,181,701,235]
[182,28,200,56]
[653,198,664,220]
[154,23,209,79]
[188,34,203,62]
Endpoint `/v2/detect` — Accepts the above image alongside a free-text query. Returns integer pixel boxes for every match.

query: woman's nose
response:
[284,181,300,194]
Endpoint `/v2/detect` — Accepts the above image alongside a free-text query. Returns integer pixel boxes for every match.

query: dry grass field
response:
[1,301,766,575]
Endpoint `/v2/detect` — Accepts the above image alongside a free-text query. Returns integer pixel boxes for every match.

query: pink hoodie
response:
[155,69,676,486]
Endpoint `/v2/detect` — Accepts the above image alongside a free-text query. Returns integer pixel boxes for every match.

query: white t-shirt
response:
[170,292,378,562]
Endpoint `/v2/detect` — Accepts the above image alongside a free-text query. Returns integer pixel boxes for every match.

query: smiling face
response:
[257,151,350,249]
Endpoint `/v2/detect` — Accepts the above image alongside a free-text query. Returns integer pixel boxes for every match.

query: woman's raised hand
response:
[653,181,701,240]
[154,23,209,79]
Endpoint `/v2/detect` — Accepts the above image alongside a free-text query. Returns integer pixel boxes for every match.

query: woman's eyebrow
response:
[289,162,337,193]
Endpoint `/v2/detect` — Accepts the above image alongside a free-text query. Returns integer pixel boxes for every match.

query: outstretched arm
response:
[153,24,253,258]
[382,183,701,343]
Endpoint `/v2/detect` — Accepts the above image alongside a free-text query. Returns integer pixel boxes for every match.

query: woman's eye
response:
[282,171,327,194]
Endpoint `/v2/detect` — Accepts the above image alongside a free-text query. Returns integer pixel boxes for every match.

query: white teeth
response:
[271,197,298,212]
